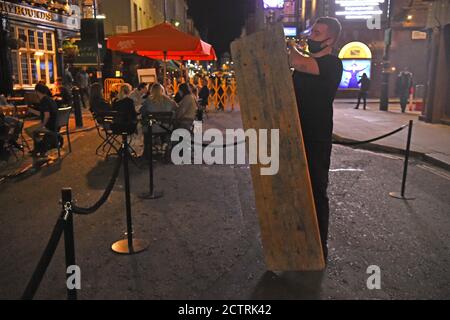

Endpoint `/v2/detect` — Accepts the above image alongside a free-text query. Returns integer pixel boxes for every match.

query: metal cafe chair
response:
[92,111,121,158]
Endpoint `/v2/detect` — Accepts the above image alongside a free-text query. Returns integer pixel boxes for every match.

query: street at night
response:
[0,110,449,300]
[0,0,449,305]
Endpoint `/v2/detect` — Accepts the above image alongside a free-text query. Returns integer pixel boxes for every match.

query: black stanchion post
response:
[72,86,83,128]
[123,134,133,250]
[139,119,163,200]
[112,134,149,254]
[390,120,415,200]
[61,188,77,300]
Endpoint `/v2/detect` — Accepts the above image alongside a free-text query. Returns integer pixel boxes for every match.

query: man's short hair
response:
[35,83,49,95]
[316,16,342,45]
[137,82,147,90]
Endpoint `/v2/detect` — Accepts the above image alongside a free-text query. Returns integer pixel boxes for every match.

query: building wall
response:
[333,0,430,98]
[97,0,190,36]
[423,0,450,124]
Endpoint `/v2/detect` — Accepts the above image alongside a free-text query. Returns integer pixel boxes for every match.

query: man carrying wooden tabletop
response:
[288,17,343,261]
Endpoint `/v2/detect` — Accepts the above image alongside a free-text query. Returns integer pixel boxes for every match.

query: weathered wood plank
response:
[231,23,325,271]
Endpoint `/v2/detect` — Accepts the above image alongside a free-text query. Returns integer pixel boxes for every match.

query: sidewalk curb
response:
[332,134,450,171]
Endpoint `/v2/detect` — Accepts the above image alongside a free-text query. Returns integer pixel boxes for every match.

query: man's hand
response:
[288,46,320,76]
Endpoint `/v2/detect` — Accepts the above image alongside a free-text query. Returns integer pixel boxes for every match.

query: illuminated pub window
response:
[10,25,57,88]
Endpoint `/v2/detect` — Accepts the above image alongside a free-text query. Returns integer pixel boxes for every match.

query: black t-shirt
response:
[112,97,137,123]
[39,95,58,132]
[293,55,343,143]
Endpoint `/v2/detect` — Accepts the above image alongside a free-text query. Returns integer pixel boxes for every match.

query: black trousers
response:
[79,87,89,108]
[356,91,368,109]
[304,140,332,259]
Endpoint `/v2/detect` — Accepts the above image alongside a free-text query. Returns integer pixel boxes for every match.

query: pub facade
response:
[1,0,80,92]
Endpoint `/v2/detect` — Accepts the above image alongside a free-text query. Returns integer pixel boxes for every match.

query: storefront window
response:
[28,30,35,49]
[30,56,38,84]
[11,26,57,88]
[20,53,30,85]
[40,58,47,82]
[37,31,44,50]
[46,33,53,51]
[47,55,54,83]
[18,29,26,48]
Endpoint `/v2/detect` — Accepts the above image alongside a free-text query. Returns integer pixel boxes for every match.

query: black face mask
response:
[307,38,330,54]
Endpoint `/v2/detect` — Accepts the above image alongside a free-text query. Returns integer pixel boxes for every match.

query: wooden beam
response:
[231,24,325,271]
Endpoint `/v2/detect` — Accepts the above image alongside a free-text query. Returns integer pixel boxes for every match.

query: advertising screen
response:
[284,27,297,37]
[339,59,372,90]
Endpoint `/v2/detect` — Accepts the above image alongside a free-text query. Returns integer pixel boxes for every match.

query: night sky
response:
[186,0,256,59]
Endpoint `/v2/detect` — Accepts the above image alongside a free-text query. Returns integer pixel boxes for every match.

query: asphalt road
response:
[0,125,449,300]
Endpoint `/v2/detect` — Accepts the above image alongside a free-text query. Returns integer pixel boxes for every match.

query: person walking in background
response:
[76,67,90,109]
[63,65,74,88]
[355,73,370,110]
[396,67,413,113]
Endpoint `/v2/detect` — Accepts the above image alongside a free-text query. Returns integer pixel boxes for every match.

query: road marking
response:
[330,168,365,172]
[352,148,403,160]
[417,165,450,181]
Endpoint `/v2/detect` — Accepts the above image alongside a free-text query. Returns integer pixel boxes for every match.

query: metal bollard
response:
[390,120,415,200]
[61,188,77,300]
[139,119,163,200]
[71,86,83,128]
[111,134,149,254]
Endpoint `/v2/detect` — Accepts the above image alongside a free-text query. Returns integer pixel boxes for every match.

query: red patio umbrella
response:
[107,22,217,83]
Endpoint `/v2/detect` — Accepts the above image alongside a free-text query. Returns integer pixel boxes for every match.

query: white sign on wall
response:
[412,31,427,40]
[116,25,129,34]
[335,0,385,20]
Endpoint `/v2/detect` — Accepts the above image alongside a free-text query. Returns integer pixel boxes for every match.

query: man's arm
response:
[27,107,40,116]
[288,46,320,75]
[41,112,50,128]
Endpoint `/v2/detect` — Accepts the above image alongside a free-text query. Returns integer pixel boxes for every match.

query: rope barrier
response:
[72,152,123,215]
[21,217,67,300]
[333,124,408,146]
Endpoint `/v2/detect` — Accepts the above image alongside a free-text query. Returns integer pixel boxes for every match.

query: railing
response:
[104,77,239,111]
[173,77,239,111]
[104,78,125,100]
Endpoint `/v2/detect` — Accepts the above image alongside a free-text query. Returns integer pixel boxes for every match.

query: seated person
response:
[27,83,59,159]
[141,83,177,114]
[141,83,178,134]
[89,83,111,116]
[112,84,137,134]
[140,84,178,158]
[129,82,148,112]
[175,83,197,131]
[37,81,52,97]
